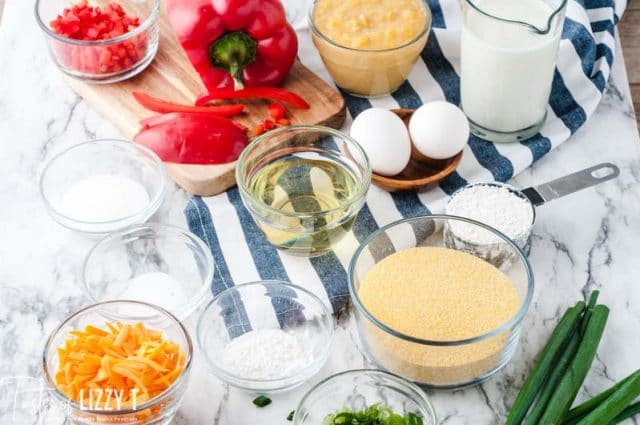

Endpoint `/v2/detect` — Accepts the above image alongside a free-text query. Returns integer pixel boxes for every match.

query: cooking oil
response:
[246,156,362,256]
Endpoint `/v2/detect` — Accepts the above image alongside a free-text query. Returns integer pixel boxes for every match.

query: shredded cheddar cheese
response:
[55,322,185,409]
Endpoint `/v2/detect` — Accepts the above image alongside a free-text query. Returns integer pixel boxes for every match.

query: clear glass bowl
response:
[42,301,193,425]
[35,0,160,83]
[309,0,431,97]
[236,125,371,257]
[83,223,214,321]
[197,281,334,393]
[40,139,166,235]
[294,369,437,424]
[349,215,534,389]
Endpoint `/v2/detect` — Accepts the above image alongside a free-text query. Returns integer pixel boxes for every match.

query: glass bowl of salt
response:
[196,280,334,393]
[40,139,166,234]
[82,223,214,321]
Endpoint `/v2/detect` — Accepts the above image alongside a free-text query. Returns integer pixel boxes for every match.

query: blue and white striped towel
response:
[185,0,625,314]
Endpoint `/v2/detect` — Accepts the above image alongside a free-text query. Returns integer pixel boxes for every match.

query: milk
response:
[460,0,563,140]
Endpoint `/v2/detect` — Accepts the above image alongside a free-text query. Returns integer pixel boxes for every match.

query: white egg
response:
[409,101,470,160]
[350,108,411,176]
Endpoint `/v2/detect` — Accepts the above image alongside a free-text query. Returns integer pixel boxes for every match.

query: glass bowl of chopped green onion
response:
[294,369,437,425]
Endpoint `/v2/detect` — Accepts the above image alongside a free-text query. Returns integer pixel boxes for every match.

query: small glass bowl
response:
[35,0,160,83]
[83,223,214,321]
[309,0,431,97]
[197,281,334,393]
[236,125,371,257]
[294,369,437,424]
[349,215,534,389]
[40,139,166,235]
[42,301,193,425]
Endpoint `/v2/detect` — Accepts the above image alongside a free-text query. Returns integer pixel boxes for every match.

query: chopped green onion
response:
[253,395,272,408]
[322,404,423,425]
[287,410,295,421]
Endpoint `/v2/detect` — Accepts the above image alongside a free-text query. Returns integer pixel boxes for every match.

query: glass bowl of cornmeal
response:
[348,215,534,389]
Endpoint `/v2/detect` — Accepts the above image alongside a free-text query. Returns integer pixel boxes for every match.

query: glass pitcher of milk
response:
[460,0,567,143]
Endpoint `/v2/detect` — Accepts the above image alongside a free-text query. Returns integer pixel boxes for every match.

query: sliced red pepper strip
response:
[196,86,310,109]
[267,103,286,120]
[134,112,248,165]
[276,118,290,126]
[133,91,245,117]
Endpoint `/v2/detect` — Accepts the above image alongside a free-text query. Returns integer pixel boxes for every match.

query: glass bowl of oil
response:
[236,125,371,257]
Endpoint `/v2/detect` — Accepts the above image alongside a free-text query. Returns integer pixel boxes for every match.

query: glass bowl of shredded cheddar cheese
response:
[348,215,534,389]
[42,300,192,424]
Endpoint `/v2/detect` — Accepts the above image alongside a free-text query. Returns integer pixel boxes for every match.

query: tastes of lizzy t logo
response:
[78,388,139,411]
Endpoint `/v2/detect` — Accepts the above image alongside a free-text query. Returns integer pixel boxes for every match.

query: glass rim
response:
[235,125,372,220]
[294,369,438,424]
[463,0,568,35]
[81,222,215,321]
[196,280,334,387]
[308,0,432,53]
[348,214,535,346]
[39,139,166,229]
[41,300,194,415]
[34,0,160,46]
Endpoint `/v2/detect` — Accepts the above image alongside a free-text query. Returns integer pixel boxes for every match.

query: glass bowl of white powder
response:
[40,139,166,234]
[82,223,214,321]
[197,280,334,393]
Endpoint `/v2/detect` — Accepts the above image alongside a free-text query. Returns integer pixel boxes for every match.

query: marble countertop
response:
[1,0,640,423]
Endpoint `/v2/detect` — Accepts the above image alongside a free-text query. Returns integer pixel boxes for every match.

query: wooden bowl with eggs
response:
[371,109,463,192]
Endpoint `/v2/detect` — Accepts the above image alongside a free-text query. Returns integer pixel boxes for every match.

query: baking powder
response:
[445,184,534,244]
[221,328,306,380]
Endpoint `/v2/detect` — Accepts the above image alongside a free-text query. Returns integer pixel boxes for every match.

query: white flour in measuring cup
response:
[446,184,534,245]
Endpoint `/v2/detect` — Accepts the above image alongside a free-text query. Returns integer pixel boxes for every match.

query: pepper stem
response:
[209,31,257,91]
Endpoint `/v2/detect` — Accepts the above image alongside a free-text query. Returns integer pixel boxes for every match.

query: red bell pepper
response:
[133,92,244,117]
[166,0,298,91]
[196,86,310,109]
[134,112,248,164]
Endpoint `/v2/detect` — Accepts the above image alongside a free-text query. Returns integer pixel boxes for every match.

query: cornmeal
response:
[357,247,521,385]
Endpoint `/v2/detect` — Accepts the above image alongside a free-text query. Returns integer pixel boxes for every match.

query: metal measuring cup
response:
[444,163,620,266]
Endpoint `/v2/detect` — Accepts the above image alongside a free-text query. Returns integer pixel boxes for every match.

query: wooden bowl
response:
[371,109,463,192]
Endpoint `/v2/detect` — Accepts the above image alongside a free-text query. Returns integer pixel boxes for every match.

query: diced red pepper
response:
[276,118,290,126]
[134,112,248,165]
[132,92,244,117]
[49,1,147,75]
[263,119,275,130]
[267,103,286,120]
[196,87,310,109]
[251,124,266,137]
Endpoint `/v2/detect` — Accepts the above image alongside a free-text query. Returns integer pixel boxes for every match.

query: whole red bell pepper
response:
[167,0,298,92]
[134,112,248,164]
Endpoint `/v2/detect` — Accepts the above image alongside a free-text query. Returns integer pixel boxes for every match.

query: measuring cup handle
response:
[522,163,620,206]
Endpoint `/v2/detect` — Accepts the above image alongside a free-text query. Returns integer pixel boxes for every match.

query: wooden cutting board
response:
[66,9,346,196]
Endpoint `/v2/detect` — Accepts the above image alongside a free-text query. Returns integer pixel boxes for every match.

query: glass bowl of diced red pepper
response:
[35,0,160,83]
